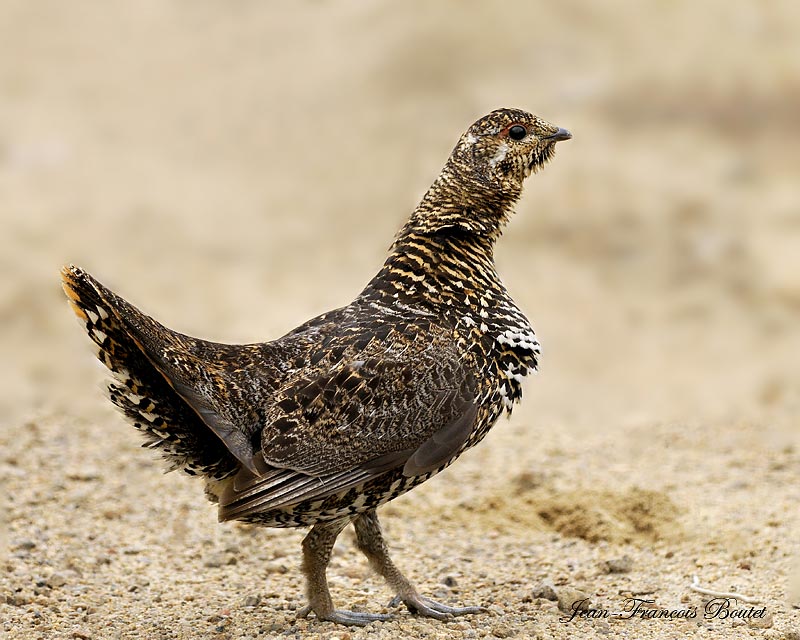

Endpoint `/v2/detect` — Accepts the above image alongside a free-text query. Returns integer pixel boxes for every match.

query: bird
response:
[61,107,571,626]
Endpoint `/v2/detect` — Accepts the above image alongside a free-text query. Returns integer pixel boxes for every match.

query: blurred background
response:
[1,2,798,636]
[1,0,797,435]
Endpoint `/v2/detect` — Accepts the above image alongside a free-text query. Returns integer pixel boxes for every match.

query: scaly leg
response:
[353,508,487,620]
[296,517,392,626]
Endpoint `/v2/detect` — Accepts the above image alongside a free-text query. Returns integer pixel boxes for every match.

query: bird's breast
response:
[456,302,540,415]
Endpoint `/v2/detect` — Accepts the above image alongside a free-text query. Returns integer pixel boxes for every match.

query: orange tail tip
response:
[60,265,111,327]
[61,265,89,321]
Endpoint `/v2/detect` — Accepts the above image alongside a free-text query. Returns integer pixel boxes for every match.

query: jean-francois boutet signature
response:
[561,597,768,623]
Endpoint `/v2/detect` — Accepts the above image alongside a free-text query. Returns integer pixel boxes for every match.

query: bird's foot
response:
[388,594,488,620]
[297,604,392,626]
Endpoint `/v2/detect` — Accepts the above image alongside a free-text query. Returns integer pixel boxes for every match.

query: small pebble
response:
[538,600,558,612]
[601,555,633,573]
[747,611,773,629]
[6,594,32,606]
[48,571,76,587]
[557,587,591,613]
[595,620,612,634]
[122,546,143,555]
[66,470,101,481]
[203,552,236,568]
[242,594,261,607]
[263,560,289,574]
[492,624,516,638]
[531,578,558,601]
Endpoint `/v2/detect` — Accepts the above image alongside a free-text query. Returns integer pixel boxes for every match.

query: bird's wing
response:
[260,352,477,476]
[218,336,479,519]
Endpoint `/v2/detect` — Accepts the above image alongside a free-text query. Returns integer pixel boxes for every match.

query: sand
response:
[1,2,798,638]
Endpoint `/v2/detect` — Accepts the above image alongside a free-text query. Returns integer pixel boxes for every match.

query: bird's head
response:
[454,108,571,195]
[394,108,570,246]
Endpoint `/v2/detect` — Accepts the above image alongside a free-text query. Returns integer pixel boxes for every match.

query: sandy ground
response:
[1,1,799,639]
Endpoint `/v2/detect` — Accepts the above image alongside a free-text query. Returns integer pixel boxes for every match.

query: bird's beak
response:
[545,128,572,142]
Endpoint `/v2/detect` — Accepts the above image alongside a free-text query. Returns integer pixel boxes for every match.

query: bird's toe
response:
[297,605,391,626]
[390,593,487,620]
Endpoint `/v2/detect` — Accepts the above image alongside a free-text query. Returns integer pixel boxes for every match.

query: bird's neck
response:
[361,159,523,311]
[393,158,521,244]
[363,227,507,313]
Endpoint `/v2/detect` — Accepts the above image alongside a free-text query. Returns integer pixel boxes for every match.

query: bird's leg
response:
[297,517,391,626]
[353,508,487,620]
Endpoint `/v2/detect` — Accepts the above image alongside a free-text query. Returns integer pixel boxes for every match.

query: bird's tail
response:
[61,265,237,479]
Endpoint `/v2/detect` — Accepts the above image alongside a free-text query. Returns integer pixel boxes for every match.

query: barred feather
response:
[61,265,238,479]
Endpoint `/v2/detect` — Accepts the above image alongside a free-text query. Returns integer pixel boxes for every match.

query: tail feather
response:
[61,265,237,479]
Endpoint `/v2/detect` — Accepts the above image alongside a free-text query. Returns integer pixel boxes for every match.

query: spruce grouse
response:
[62,108,571,625]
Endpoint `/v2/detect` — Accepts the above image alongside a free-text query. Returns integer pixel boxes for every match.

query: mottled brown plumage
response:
[61,108,570,625]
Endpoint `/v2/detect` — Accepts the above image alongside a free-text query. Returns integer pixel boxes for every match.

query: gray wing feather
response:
[402,401,478,477]
[173,382,258,473]
[219,462,374,521]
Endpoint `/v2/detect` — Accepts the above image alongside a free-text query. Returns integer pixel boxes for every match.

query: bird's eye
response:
[508,125,527,140]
